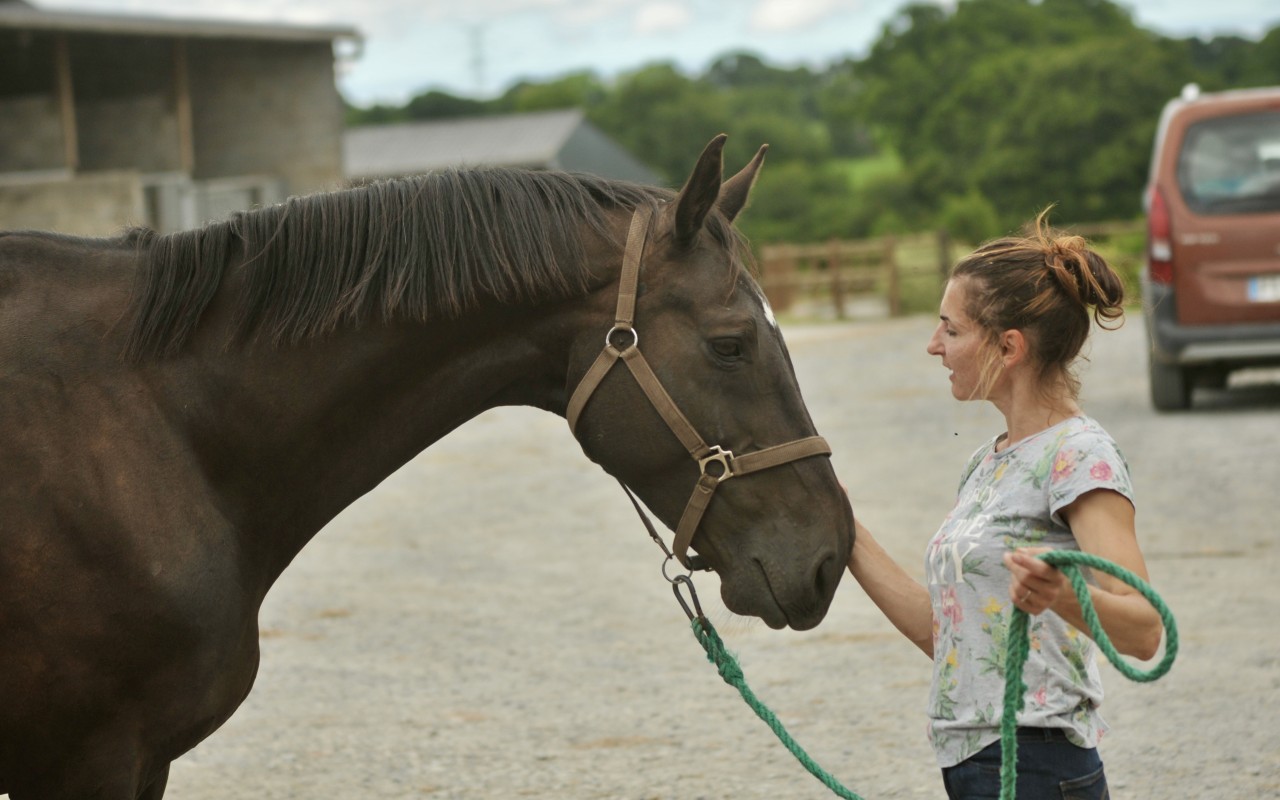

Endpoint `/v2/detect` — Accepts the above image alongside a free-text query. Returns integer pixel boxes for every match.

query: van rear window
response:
[1177,110,1280,214]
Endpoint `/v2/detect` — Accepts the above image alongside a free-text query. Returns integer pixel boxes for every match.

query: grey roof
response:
[344,109,663,186]
[0,0,359,43]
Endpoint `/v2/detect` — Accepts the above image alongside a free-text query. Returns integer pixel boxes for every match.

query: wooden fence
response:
[758,231,953,319]
[756,220,1143,320]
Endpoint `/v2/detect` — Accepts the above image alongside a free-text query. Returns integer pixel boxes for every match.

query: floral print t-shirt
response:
[925,415,1134,768]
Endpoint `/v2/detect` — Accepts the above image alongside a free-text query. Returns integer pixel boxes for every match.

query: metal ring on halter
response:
[606,324,638,351]
[661,553,693,584]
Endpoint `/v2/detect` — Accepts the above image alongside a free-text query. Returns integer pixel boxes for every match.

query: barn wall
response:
[188,39,345,196]
[70,35,183,174]
[0,25,348,233]
[0,171,144,236]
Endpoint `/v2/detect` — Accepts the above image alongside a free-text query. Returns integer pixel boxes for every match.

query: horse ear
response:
[718,144,768,223]
[673,134,727,248]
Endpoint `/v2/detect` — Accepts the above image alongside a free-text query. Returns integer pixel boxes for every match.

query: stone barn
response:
[0,0,360,235]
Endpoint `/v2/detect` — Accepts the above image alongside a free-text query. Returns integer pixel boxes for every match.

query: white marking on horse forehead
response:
[751,282,779,330]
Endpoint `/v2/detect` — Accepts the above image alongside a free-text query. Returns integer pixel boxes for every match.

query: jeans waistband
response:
[1014,726,1072,742]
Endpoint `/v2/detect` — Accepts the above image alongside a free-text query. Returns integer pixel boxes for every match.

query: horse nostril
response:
[813,559,826,600]
[813,553,835,602]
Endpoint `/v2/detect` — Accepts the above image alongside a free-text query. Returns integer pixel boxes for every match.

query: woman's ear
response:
[999,329,1028,367]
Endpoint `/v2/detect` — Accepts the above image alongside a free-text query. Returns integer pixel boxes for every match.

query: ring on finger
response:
[1019,590,1032,603]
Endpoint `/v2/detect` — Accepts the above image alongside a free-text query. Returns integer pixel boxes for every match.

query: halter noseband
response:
[566,205,833,571]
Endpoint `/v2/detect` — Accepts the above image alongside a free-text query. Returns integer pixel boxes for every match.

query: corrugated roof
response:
[344,109,589,180]
[0,1,359,43]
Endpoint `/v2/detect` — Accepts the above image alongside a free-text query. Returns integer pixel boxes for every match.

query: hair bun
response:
[1043,232,1124,327]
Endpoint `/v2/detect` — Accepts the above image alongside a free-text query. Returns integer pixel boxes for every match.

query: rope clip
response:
[671,574,705,622]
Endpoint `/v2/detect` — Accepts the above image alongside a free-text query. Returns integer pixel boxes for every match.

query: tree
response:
[705,51,815,97]
[853,0,1198,224]
[1182,35,1261,89]
[1240,25,1280,86]
[402,90,489,120]
[496,72,608,113]
[587,63,731,185]
[974,34,1193,223]
[736,161,858,244]
[817,60,877,158]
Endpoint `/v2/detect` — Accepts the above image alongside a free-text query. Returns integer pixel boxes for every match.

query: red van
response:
[1142,84,1280,410]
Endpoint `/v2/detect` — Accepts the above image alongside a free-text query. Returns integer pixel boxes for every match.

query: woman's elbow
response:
[1124,622,1164,662]
[913,633,935,660]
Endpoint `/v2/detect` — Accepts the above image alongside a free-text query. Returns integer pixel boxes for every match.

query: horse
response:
[0,135,853,799]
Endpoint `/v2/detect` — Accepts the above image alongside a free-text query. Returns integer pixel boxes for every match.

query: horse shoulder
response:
[0,233,263,779]
[0,454,260,787]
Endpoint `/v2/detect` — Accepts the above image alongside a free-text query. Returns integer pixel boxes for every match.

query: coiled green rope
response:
[689,550,1178,800]
[998,550,1178,800]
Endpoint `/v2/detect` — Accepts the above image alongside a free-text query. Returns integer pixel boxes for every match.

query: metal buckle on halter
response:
[698,445,735,482]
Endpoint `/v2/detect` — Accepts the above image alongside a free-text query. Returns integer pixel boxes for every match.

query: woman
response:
[847,211,1164,799]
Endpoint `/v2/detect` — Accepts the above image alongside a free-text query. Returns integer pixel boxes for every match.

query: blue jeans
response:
[941,728,1109,800]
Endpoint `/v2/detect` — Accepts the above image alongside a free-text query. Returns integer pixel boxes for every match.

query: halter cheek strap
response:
[566,205,832,571]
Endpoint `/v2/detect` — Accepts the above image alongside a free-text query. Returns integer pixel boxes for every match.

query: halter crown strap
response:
[564,205,653,433]
[613,205,651,329]
[567,206,832,570]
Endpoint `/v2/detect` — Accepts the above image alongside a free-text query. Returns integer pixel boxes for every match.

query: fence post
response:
[757,244,778,311]
[759,245,796,313]
[884,236,901,317]
[828,239,846,319]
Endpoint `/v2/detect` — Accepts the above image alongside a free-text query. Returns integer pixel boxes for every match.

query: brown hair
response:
[951,208,1126,400]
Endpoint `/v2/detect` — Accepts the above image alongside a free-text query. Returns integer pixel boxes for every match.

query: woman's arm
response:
[1003,488,1164,660]
[847,517,935,658]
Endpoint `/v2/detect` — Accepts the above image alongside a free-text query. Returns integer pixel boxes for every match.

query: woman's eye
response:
[711,339,743,359]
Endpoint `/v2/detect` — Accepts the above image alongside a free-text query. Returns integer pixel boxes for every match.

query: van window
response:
[1177,110,1280,214]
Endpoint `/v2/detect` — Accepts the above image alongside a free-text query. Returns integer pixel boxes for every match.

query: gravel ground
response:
[155,313,1279,800]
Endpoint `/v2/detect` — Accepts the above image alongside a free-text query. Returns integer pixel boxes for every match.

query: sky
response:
[36,0,1280,107]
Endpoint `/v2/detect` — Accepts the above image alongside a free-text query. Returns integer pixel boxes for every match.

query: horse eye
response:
[711,338,743,359]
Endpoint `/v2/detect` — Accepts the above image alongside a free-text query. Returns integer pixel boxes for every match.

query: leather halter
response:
[566,205,833,571]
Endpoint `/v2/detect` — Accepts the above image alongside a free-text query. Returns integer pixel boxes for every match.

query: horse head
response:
[567,135,853,631]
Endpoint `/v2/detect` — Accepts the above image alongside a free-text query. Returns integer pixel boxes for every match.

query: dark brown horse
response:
[0,136,853,798]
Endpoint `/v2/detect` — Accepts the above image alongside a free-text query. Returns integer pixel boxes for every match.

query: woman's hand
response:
[1000,491,1161,659]
[1003,547,1066,615]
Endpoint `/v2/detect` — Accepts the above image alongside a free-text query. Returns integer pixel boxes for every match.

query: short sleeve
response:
[1046,428,1134,525]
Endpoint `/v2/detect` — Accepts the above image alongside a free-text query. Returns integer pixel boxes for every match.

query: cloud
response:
[633,2,692,35]
[749,0,862,32]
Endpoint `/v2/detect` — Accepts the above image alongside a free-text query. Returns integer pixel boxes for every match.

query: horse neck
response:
[171,302,592,589]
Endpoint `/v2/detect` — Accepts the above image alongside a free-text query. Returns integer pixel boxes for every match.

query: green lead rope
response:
[692,620,868,800]
[998,550,1178,800]
[690,550,1179,800]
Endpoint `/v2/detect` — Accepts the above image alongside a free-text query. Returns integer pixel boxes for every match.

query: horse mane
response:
[122,168,682,360]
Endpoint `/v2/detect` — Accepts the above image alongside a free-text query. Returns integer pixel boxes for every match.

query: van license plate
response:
[1248,275,1280,303]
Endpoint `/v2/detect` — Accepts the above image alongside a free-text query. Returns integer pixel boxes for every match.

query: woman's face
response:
[926,278,997,401]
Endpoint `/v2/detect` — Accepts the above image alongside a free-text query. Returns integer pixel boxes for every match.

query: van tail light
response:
[1147,186,1174,284]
